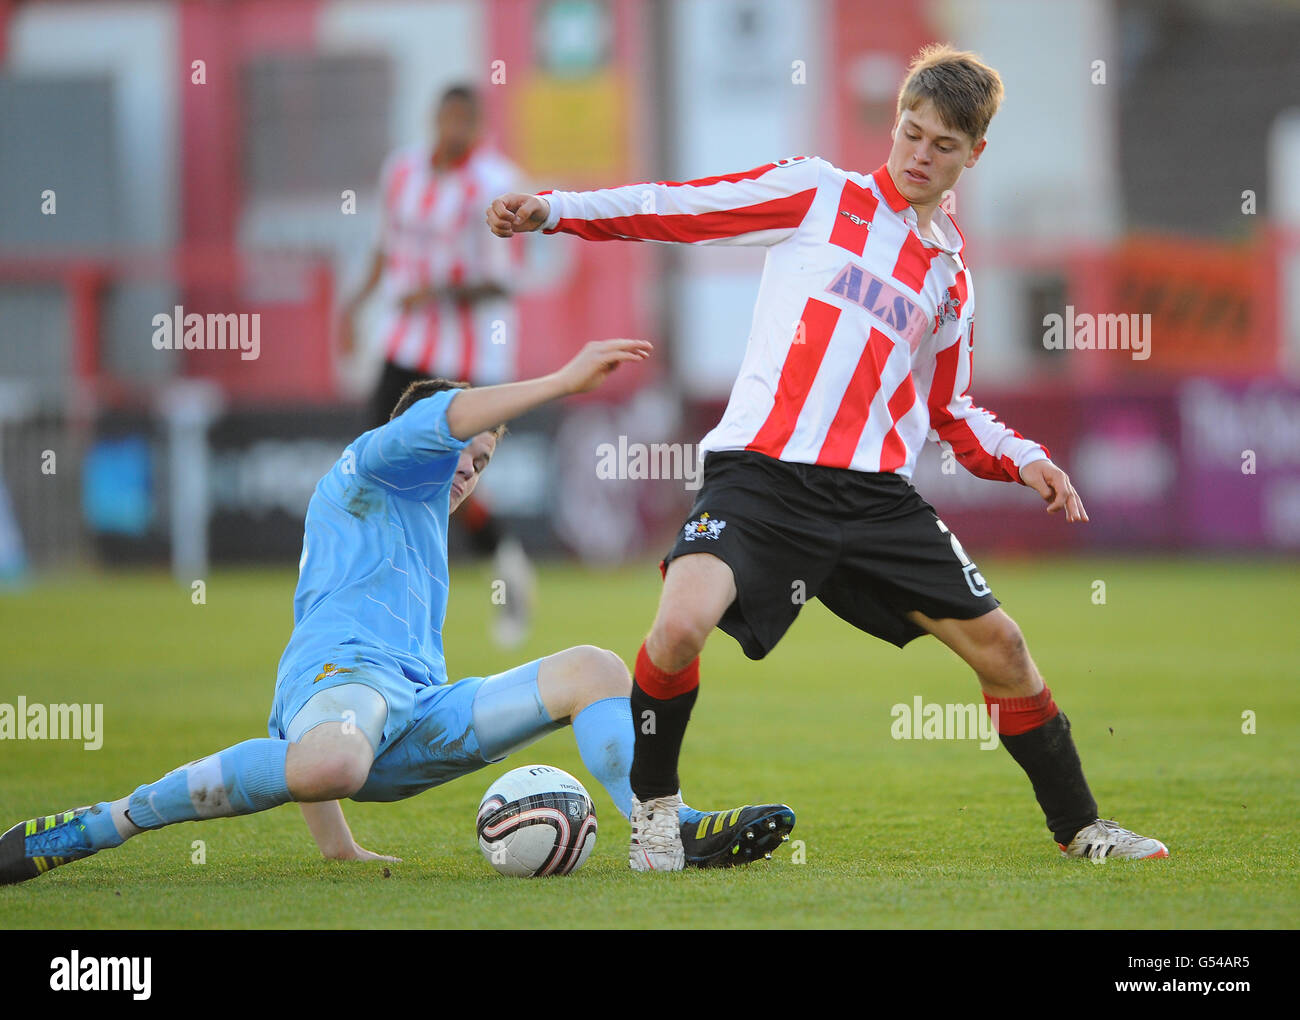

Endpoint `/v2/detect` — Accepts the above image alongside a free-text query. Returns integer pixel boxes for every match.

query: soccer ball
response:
[476,764,597,877]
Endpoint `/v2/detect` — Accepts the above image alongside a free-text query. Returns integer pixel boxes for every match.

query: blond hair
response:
[896,43,1004,143]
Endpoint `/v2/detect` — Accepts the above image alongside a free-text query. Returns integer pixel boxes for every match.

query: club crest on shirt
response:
[933,284,963,334]
[683,512,727,542]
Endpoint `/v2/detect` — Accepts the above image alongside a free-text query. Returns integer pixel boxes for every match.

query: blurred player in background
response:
[0,340,795,886]
[488,45,1168,871]
[339,83,533,647]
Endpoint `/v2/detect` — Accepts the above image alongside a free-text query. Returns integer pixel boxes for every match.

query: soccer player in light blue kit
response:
[0,339,794,884]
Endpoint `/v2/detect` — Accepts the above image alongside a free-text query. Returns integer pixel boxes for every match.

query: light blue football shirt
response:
[275,388,469,689]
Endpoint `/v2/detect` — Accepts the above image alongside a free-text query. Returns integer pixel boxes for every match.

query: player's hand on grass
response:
[326,843,402,863]
[556,339,653,394]
[486,193,551,237]
[300,801,400,863]
[1020,459,1088,522]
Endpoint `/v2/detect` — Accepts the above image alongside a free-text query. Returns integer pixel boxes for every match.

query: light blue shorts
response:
[267,651,544,803]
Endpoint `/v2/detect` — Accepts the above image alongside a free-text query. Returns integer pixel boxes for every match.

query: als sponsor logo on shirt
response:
[826,262,930,351]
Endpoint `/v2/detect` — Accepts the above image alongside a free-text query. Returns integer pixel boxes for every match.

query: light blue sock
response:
[571,697,705,824]
[79,802,128,849]
[83,739,292,849]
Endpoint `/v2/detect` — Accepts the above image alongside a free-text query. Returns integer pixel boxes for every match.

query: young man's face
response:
[449,432,497,514]
[887,99,986,210]
[433,96,479,159]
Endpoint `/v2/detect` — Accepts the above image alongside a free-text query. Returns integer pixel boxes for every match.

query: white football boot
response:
[629,793,685,872]
[1060,818,1169,861]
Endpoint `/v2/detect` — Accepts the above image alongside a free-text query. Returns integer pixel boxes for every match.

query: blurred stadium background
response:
[1,0,1299,581]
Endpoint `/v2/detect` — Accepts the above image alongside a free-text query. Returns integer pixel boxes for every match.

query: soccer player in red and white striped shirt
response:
[342,85,534,648]
[488,45,1168,869]
[340,86,522,404]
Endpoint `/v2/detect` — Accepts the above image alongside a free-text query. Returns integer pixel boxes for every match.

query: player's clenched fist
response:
[556,339,653,394]
[486,193,551,237]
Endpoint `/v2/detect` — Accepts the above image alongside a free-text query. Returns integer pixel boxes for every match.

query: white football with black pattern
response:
[476,765,597,877]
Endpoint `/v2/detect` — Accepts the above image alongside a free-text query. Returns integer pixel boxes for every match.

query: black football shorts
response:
[662,450,1000,659]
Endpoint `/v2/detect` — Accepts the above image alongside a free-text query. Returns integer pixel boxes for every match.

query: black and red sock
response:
[985,686,1099,846]
[629,643,699,801]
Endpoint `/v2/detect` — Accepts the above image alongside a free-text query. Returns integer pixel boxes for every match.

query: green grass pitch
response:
[0,557,1296,929]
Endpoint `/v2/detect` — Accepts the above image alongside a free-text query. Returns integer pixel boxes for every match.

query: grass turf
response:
[0,557,1296,929]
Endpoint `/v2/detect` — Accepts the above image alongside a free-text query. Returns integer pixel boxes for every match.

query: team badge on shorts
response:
[312,662,354,684]
[683,512,727,542]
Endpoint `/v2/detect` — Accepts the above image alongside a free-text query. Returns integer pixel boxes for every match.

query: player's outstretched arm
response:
[445,338,652,439]
[487,157,821,246]
[299,801,401,862]
[1019,459,1089,523]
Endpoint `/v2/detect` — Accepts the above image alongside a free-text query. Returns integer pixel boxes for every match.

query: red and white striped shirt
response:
[376,143,521,384]
[540,157,1048,482]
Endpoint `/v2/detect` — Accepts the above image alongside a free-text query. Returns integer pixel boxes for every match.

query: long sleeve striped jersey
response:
[539,157,1048,482]
[376,144,522,384]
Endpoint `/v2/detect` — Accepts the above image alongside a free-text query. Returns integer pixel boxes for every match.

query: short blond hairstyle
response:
[896,43,1004,143]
